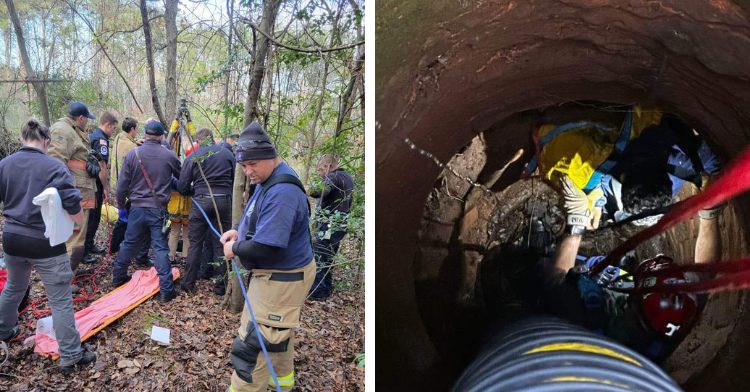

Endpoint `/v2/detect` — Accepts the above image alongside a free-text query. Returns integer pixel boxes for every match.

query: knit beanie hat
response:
[235,121,277,162]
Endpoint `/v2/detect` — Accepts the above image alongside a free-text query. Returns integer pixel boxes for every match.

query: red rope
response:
[590,145,750,294]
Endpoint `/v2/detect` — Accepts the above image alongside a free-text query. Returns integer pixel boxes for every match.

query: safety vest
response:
[528,106,663,201]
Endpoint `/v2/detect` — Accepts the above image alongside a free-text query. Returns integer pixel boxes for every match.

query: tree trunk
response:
[336,0,364,136]
[300,59,330,186]
[164,0,179,119]
[261,47,275,129]
[228,0,280,313]
[140,0,166,124]
[4,26,12,77]
[241,0,278,127]
[300,3,343,186]
[6,0,50,125]
[223,0,234,130]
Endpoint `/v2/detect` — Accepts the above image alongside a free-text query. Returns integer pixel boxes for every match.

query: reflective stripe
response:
[269,371,294,387]
[81,199,96,209]
[227,386,235,392]
[547,376,631,388]
[523,342,642,367]
[67,160,87,170]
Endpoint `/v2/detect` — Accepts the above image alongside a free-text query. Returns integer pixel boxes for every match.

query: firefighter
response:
[48,101,99,274]
[539,174,724,361]
[220,122,315,392]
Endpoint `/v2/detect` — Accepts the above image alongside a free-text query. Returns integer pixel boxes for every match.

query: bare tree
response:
[140,0,166,123]
[164,0,179,119]
[5,0,50,125]
[223,0,234,130]
[241,0,278,127]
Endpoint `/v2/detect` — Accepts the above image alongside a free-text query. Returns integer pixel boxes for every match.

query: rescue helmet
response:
[631,255,698,339]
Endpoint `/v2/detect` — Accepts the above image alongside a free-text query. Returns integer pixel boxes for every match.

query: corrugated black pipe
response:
[452,317,683,392]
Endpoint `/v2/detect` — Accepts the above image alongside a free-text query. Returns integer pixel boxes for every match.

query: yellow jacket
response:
[48,117,96,209]
[535,106,663,209]
[109,131,139,189]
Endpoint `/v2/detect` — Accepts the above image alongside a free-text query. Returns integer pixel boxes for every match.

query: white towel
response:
[32,187,74,246]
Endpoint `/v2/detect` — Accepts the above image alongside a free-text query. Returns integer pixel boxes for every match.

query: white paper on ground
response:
[151,326,170,344]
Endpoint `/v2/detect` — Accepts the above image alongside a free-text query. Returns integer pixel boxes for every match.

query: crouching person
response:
[0,119,96,373]
[221,122,315,392]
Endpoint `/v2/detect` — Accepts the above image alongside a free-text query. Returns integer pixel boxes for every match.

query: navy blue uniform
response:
[177,142,235,295]
[234,162,313,270]
[309,167,354,299]
[85,128,110,252]
[113,139,182,295]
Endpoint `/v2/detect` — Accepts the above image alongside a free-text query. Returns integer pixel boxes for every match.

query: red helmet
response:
[631,255,699,339]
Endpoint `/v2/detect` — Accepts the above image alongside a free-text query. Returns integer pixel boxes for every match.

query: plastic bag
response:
[36,316,78,340]
[32,187,74,247]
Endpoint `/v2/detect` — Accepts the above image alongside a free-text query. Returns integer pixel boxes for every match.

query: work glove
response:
[695,171,727,219]
[118,208,128,223]
[560,175,592,227]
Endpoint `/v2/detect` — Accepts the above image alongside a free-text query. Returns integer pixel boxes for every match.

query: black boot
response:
[60,351,96,375]
[159,288,179,303]
[112,274,132,288]
[87,246,106,255]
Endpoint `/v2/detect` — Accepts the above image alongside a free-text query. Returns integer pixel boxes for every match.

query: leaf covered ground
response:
[0,221,365,392]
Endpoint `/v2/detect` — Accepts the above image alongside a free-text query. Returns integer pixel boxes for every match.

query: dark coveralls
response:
[113,140,181,295]
[85,128,109,253]
[228,162,315,392]
[308,168,354,299]
[176,142,235,295]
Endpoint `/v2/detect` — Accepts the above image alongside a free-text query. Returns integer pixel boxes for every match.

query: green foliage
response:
[30,74,120,122]
[353,353,365,369]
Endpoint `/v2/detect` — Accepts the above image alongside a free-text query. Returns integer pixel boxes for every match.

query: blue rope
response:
[190,197,283,392]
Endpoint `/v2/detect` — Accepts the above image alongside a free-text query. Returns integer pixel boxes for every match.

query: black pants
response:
[110,201,151,262]
[84,181,103,252]
[309,224,347,298]
[182,195,232,294]
[200,242,215,279]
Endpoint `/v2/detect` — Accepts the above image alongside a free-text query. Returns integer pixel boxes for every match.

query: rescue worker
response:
[527,105,720,227]
[0,118,96,374]
[177,127,235,296]
[220,133,238,153]
[112,121,182,303]
[308,154,354,300]
[84,112,118,258]
[109,117,151,264]
[220,122,315,392]
[539,173,724,360]
[48,101,98,272]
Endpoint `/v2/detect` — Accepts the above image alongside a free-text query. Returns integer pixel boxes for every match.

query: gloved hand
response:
[118,208,128,222]
[695,171,727,219]
[560,175,592,227]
